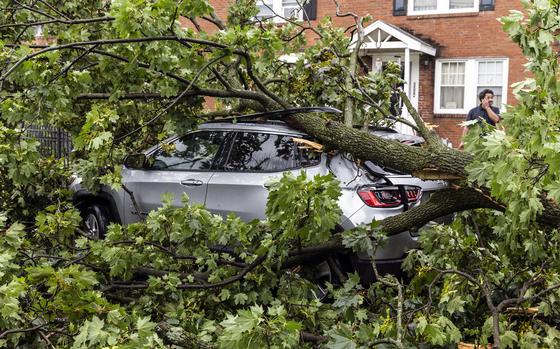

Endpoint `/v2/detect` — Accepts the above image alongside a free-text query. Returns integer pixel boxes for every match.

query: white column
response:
[398,47,414,135]
[404,48,410,92]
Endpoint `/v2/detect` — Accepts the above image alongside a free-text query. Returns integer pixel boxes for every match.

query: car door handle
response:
[180,179,204,187]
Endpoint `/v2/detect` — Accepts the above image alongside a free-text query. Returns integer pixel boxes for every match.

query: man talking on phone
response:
[458,89,500,148]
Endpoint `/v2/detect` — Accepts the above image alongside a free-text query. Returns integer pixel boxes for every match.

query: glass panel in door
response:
[206,132,308,221]
[121,131,228,224]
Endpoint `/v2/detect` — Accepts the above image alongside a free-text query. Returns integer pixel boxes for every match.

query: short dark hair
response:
[478,89,494,102]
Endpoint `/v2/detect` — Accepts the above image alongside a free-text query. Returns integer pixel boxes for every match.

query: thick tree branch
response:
[47,44,98,85]
[398,91,442,148]
[496,281,560,313]
[84,47,193,85]
[389,115,421,133]
[380,188,502,236]
[206,10,226,30]
[332,0,363,126]
[102,255,266,291]
[286,113,560,228]
[237,51,288,109]
[0,16,114,29]
[300,332,328,343]
[0,324,49,339]
[88,44,221,140]
[286,112,472,180]
[37,0,71,19]
[12,0,57,19]
[0,35,227,82]
[76,88,272,105]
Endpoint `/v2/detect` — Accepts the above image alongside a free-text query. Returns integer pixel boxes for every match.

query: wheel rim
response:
[84,213,100,239]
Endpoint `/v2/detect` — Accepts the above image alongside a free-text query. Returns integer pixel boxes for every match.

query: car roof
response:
[371,130,425,145]
[199,107,342,136]
[198,121,308,136]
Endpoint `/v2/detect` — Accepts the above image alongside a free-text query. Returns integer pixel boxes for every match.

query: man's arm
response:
[459,109,474,149]
[485,106,500,124]
[481,97,500,124]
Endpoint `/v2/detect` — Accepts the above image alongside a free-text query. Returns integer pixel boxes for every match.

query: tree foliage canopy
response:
[2,0,560,348]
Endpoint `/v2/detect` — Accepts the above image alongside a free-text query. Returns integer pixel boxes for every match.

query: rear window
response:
[295,140,321,167]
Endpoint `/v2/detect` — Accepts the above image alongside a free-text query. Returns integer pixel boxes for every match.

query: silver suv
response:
[72,108,447,280]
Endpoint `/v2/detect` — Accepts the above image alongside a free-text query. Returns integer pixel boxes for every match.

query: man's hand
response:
[481,96,491,110]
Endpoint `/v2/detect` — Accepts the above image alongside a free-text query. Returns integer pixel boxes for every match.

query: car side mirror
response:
[124,153,147,169]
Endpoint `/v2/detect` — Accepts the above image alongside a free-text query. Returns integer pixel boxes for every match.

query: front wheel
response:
[83,204,109,240]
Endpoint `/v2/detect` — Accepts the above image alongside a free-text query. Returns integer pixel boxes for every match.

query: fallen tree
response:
[2,0,560,348]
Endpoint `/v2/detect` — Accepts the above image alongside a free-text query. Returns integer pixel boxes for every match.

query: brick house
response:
[207,0,526,146]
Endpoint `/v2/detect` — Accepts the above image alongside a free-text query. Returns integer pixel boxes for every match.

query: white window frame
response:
[256,0,304,22]
[434,58,509,114]
[408,0,479,16]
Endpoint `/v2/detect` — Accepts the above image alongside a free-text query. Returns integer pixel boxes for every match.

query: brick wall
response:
[316,0,526,146]
[200,0,527,146]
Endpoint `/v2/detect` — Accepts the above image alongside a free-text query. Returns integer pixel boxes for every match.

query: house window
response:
[434,58,508,114]
[479,0,495,11]
[477,60,504,106]
[408,0,478,15]
[440,62,465,110]
[393,0,407,16]
[282,0,300,18]
[256,0,312,21]
[256,0,275,20]
[414,0,436,11]
[450,0,475,9]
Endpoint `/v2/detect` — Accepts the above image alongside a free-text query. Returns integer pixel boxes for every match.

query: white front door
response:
[370,52,420,135]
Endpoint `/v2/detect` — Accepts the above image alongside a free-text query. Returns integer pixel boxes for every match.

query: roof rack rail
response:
[205,106,341,123]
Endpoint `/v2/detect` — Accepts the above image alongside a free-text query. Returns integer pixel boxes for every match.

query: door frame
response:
[368,51,420,135]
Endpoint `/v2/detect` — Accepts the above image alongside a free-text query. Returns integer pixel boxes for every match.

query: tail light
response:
[358,186,422,208]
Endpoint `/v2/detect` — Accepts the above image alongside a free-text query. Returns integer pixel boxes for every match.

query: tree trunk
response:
[285,112,560,233]
[287,112,472,180]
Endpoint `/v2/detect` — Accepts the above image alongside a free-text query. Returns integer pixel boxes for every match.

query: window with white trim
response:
[477,60,504,107]
[408,0,478,15]
[256,0,275,20]
[256,0,303,20]
[440,62,465,110]
[434,58,508,114]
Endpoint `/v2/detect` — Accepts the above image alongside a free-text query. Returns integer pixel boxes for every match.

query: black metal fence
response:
[25,125,72,159]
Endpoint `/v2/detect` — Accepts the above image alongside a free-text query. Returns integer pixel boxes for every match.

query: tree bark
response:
[286,112,472,180]
[381,188,503,236]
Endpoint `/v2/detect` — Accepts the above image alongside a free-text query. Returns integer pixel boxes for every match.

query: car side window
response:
[150,131,227,171]
[224,132,296,172]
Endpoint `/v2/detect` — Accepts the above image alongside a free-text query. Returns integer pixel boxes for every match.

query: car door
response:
[122,130,229,224]
[205,131,322,221]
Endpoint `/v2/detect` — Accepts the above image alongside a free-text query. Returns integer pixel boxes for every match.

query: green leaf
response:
[233,293,249,305]
[136,316,156,337]
[327,327,357,349]
[501,330,518,348]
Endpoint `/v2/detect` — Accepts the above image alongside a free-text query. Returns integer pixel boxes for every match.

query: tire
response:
[300,255,351,301]
[83,204,109,240]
